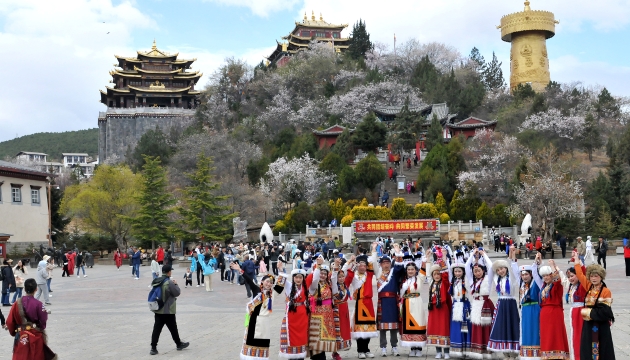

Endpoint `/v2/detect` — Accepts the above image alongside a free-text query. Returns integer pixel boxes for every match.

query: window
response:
[11,185,22,203]
[301,31,311,37]
[315,32,326,38]
[333,32,340,39]
[31,188,40,204]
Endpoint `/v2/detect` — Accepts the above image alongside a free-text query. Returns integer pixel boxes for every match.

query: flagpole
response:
[394,33,397,65]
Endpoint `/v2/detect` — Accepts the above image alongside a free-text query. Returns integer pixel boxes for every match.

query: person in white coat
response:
[585,236,595,264]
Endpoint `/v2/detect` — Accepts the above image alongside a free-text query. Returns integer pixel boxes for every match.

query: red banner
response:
[354,220,438,233]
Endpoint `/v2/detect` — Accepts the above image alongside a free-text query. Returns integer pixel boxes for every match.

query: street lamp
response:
[47,181,60,248]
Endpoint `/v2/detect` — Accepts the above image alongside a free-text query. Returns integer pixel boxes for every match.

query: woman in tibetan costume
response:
[465,248,495,359]
[574,261,616,360]
[331,258,352,360]
[449,260,471,358]
[562,251,587,360]
[538,260,570,360]
[519,254,542,360]
[231,263,276,360]
[308,257,338,359]
[275,261,310,359]
[426,250,453,359]
[399,252,428,357]
[487,245,520,357]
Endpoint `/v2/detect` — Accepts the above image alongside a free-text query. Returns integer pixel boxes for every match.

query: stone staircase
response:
[380,158,422,206]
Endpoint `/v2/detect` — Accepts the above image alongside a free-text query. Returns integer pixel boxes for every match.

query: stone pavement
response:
[1,256,629,359]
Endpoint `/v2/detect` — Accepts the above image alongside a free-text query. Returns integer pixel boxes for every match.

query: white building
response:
[0,160,50,252]
[14,151,63,175]
[62,153,89,167]
[15,151,47,162]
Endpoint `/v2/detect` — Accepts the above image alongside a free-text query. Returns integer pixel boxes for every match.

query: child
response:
[184,268,193,288]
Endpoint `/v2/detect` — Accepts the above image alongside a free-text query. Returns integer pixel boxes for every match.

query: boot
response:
[150,347,158,355]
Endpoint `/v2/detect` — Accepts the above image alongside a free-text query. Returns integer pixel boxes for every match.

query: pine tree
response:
[127,156,174,247]
[579,113,602,161]
[177,154,236,242]
[410,55,440,99]
[469,47,486,72]
[352,112,388,152]
[425,114,443,151]
[434,192,448,215]
[482,52,505,90]
[348,19,373,60]
[332,128,356,162]
[390,97,422,156]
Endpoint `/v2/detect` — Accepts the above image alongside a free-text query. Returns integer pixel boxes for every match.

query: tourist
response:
[585,236,595,264]
[448,259,470,358]
[34,257,51,306]
[114,249,123,270]
[269,246,279,276]
[624,238,630,277]
[67,250,76,276]
[156,245,165,265]
[293,250,303,270]
[331,258,352,360]
[398,252,428,357]
[231,262,275,360]
[225,248,236,283]
[200,252,217,292]
[217,247,226,282]
[465,248,494,358]
[46,257,54,295]
[518,254,542,359]
[1,259,16,306]
[487,246,520,357]
[559,234,568,258]
[538,259,570,359]
[149,264,189,355]
[574,260,616,359]
[11,260,27,304]
[382,190,389,207]
[596,236,608,269]
[241,255,257,298]
[6,278,55,359]
[307,257,338,359]
[563,252,588,360]
[275,260,309,359]
[374,244,405,357]
[426,250,452,359]
[344,243,379,359]
[164,249,173,267]
[76,251,87,278]
[576,236,586,264]
[61,251,70,277]
[192,252,203,287]
[388,166,393,182]
[132,247,141,280]
[151,253,160,280]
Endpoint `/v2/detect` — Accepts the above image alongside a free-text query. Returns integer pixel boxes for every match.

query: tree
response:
[579,113,602,161]
[130,127,173,172]
[354,153,386,200]
[348,19,373,60]
[592,206,616,239]
[332,128,355,162]
[476,201,491,222]
[61,165,141,249]
[425,114,443,151]
[410,55,440,95]
[319,152,347,175]
[434,192,448,215]
[125,156,174,248]
[176,155,235,242]
[481,52,505,90]
[50,178,70,245]
[469,47,485,72]
[352,112,388,152]
[449,190,464,220]
[390,97,423,158]
[390,198,409,219]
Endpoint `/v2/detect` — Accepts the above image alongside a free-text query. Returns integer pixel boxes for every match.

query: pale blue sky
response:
[0,0,628,142]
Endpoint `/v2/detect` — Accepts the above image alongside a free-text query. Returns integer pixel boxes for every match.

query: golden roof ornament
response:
[149,80,165,89]
[320,13,323,21]
[304,12,307,21]
[524,1,531,11]
[311,11,315,21]
[152,39,157,51]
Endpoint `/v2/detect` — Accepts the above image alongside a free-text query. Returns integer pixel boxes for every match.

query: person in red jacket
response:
[156,245,165,265]
[624,238,630,277]
[388,167,394,182]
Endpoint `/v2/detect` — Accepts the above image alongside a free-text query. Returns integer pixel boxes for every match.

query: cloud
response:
[201,0,300,17]
[549,55,630,95]
[0,0,158,142]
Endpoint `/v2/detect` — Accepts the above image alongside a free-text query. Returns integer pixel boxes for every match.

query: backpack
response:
[148,279,167,311]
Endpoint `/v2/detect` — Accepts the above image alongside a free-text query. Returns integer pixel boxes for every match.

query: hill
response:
[0,129,99,162]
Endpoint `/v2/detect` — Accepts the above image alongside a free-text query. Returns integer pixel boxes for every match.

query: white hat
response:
[42,255,51,262]
[319,265,330,272]
[519,265,532,275]
[429,264,442,275]
[491,259,510,273]
[451,261,466,270]
[539,266,553,276]
[291,269,307,276]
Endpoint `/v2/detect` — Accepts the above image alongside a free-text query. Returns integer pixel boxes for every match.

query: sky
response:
[0,0,629,143]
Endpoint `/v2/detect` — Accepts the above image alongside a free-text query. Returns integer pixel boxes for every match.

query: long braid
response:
[304,282,311,314]
[317,282,322,306]
[288,281,298,312]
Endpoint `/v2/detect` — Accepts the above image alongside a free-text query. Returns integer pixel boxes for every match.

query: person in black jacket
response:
[597,236,608,269]
[1,259,16,306]
[217,248,226,282]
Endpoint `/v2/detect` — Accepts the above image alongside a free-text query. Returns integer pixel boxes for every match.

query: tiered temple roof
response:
[267,11,350,66]
[100,41,202,109]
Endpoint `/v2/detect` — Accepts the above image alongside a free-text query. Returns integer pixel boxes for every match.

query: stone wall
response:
[98,108,195,163]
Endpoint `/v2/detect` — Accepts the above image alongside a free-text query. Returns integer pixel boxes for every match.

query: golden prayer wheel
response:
[498,1,558,93]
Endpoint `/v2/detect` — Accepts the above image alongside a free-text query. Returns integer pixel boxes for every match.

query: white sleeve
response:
[309,267,321,295]
[465,254,474,287]
[510,260,519,297]
[531,262,543,290]
[484,254,494,283]
[331,271,339,295]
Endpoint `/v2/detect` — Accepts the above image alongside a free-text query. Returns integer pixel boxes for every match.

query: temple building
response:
[98,41,200,162]
[498,1,558,92]
[267,11,350,67]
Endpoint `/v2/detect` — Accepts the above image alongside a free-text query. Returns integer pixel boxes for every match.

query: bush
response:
[351,206,392,220]
[414,203,439,219]
[274,220,288,235]
[439,213,451,223]
[390,198,409,219]
[341,215,354,227]
[476,201,491,222]
[359,198,369,206]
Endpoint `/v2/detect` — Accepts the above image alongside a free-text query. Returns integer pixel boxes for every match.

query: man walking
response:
[576,237,586,264]
[217,248,226,282]
[132,247,141,280]
[156,245,165,266]
[240,255,256,298]
[34,256,51,306]
[559,234,567,258]
[597,236,608,269]
[150,264,189,355]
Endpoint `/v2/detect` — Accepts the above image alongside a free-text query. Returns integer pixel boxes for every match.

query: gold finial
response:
[304,12,307,21]
[320,13,323,21]
[311,10,315,21]
[524,1,531,11]
[152,39,157,50]
[282,42,288,52]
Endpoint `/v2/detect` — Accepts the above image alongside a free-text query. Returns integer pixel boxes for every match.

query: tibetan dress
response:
[331,271,352,351]
[240,273,275,360]
[465,253,495,359]
[449,276,472,357]
[539,276,570,359]
[399,264,428,348]
[426,263,452,349]
[520,263,542,360]
[344,254,378,340]
[487,260,520,355]
[307,267,338,353]
[562,266,587,360]
[275,274,309,359]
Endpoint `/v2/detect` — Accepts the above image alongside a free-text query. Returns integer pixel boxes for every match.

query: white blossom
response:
[519,108,585,140]
[260,154,336,210]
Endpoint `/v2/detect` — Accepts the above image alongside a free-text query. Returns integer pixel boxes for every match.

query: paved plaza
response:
[1,255,629,359]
